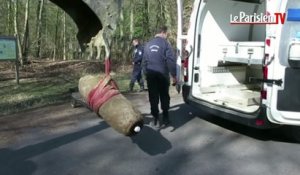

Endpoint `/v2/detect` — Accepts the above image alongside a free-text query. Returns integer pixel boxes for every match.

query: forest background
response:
[0,0,193,64]
[0,0,193,115]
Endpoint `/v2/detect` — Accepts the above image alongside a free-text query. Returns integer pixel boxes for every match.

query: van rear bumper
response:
[182,85,276,129]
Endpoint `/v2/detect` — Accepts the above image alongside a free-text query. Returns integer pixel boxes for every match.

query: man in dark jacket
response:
[129,38,144,92]
[143,26,177,127]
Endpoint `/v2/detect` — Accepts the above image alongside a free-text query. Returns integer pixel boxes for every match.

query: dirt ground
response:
[0,103,96,146]
[0,59,132,145]
[0,60,106,81]
[0,59,135,117]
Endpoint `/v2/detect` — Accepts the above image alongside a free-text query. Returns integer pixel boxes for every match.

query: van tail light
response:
[255,119,265,126]
[265,38,271,47]
[182,56,189,82]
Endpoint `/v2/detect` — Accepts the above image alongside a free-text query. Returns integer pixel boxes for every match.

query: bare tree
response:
[6,0,13,35]
[22,0,30,64]
[119,4,127,68]
[53,6,60,61]
[36,0,44,58]
[63,12,66,60]
[164,0,172,28]
[143,0,150,38]
[129,0,134,40]
[13,0,23,65]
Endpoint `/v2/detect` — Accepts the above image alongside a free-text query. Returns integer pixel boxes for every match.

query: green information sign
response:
[0,36,17,60]
[0,36,19,84]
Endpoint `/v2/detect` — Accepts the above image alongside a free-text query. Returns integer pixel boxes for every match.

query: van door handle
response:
[194,66,200,70]
[249,77,283,86]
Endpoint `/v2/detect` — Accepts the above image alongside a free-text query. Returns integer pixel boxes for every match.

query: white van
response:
[176,0,300,139]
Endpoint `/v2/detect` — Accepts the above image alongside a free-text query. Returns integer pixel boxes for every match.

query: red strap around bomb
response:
[87,75,120,112]
[105,58,111,76]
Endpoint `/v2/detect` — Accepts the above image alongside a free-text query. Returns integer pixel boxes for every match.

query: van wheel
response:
[283,126,300,143]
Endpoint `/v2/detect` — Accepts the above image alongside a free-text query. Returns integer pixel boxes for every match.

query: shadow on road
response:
[142,103,196,132]
[168,104,196,132]
[131,126,172,156]
[130,103,196,156]
[0,122,109,175]
[130,91,296,143]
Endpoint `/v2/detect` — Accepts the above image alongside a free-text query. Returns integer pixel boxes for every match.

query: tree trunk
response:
[22,21,30,64]
[44,1,48,49]
[156,0,161,28]
[22,0,30,64]
[143,0,150,38]
[36,0,44,58]
[53,7,60,61]
[156,0,166,29]
[63,12,66,60]
[119,6,124,38]
[164,0,172,28]
[6,1,13,35]
[129,0,134,40]
[119,5,127,69]
[13,0,23,65]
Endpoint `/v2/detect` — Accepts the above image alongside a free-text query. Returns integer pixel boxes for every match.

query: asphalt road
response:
[1,91,300,175]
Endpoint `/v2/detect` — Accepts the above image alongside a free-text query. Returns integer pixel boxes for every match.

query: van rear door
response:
[176,0,185,93]
[267,6,300,125]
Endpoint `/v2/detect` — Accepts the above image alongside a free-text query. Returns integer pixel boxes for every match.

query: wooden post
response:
[15,58,19,85]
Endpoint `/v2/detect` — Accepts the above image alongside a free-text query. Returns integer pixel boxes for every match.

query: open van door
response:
[176,0,186,93]
[267,6,300,126]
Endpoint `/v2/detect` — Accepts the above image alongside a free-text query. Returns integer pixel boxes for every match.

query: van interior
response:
[192,0,266,113]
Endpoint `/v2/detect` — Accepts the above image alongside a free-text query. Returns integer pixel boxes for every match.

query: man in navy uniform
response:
[143,26,177,127]
[129,38,144,92]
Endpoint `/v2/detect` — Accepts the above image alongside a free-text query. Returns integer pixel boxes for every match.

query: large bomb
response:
[78,75,143,136]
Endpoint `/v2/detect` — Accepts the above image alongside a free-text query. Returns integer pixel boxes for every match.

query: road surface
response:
[1,91,300,175]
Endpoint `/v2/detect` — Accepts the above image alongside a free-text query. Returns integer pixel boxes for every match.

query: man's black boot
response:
[139,82,144,92]
[139,85,144,92]
[129,83,134,92]
[150,116,159,128]
[161,111,170,127]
